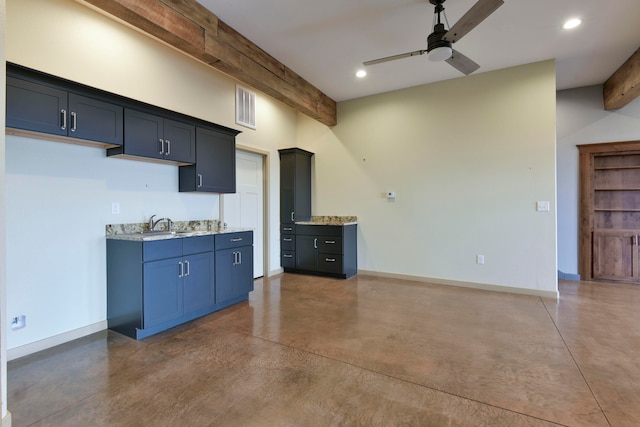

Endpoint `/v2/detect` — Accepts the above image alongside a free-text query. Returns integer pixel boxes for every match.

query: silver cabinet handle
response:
[70,111,77,132]
[283,238,292,242]
[159,139,165,154]
[283,254,293,258]
[283,227,293,231]
[291,212,295,221]
[185,260,190,276]
[325,240,336,244]
[231,238,243,242]
[314,238,318,249]
[178,261,184,278]
[60,109,67,130]
[325,258,336,262]
[166,140,171,155]
[238,251,242,265]
[198,174,203,187]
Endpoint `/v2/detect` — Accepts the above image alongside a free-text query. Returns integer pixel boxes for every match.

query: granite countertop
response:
[106,219,252,241]
[295,216,357,226]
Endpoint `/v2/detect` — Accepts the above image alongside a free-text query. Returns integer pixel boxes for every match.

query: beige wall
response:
[299,60,558,294]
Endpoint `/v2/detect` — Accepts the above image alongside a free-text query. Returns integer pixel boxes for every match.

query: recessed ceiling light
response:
[355,70,367,78]
[563,18,581,30]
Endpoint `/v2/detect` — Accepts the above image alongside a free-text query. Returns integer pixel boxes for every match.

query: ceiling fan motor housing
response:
[427,23,452,53]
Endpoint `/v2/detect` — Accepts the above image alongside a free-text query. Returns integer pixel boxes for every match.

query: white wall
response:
[5,0,296,353]
[556,85,640,275]
[299,61,558,295]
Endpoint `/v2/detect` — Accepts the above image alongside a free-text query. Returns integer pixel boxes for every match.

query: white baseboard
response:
[2,412,11,427]
[268,267,284,277]
[7,321,108,361]
[358,270,559,299]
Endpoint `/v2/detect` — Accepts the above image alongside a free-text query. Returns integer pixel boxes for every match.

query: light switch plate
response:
[111,202,120,214]
[536,201,550,212]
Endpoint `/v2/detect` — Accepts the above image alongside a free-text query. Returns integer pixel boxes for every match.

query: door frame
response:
[221,144,270,279]
[578,140,640,281]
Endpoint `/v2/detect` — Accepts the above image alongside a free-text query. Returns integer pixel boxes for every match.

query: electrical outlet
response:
[11,315,26,330]
[112,202,120,215]
[536,201,550,212]
[476,255,485,265]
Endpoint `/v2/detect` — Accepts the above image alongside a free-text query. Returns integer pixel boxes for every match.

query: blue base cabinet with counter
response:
[107,231,253,340]
[285,224,357,279]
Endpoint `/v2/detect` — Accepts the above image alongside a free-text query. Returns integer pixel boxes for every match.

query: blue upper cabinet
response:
[6,76,123,147]
[6,62,241,188]
[179,127,237,193]
[279,148,313,224]
[112,109,195,165]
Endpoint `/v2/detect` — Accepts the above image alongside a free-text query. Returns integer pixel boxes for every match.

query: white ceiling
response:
[198,0,640,102]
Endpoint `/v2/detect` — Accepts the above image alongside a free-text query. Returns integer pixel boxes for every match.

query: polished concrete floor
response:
[8,274,640,426]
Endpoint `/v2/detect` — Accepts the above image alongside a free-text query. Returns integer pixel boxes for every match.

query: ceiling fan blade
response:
[363,50,426,66]
[446,49,480,75]
[443,0,504,43]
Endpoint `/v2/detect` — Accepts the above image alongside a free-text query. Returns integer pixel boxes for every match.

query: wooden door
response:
[579,141,640,283]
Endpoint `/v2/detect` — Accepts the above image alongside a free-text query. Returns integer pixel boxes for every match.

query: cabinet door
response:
[281,189,295,224]
[124,109,164,159]
[196,127,236,193]
[296,235,318,271]
[593,230,639,282]
[6,77,68,136]
[143,258,184,328]
[215,246,254,303]
[293,151,312,222]
[183,252,215,313]
[215,247,236,303]
[164,119,195,164]
[68,93,123,146]
[235,246,254,295]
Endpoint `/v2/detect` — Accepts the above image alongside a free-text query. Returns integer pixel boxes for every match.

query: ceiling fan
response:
[363,0,504,75]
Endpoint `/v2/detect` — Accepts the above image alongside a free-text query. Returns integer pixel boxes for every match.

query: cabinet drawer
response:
[215,231,253,250]
[318,254,343,274]
[143,239,183,262]
[281,224,295,234]
[183,235,214,255]
[318,237,342,254]
[281,251,296,268]
[281,235,295,251]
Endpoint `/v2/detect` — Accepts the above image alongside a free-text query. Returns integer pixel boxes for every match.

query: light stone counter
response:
[106,219,251,241]
[294,215,357,226]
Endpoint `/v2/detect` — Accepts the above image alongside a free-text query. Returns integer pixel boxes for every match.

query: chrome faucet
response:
[148,215,173,232]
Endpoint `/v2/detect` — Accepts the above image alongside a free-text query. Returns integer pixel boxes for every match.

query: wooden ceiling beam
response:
[604,47,640,111]
[79,0,337,126]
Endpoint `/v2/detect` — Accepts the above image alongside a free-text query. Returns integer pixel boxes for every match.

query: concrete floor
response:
[8,274,640,426]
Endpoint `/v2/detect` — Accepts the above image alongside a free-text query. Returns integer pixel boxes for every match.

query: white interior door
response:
[222,150,264,278]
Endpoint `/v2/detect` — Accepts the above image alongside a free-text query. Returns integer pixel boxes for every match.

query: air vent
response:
[236,85,256,129]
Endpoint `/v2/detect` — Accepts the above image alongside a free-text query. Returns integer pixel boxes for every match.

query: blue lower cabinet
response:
[143,257,184,329]
[215,246,253,304]
[215,232,254,306]
[107,232,252,340]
